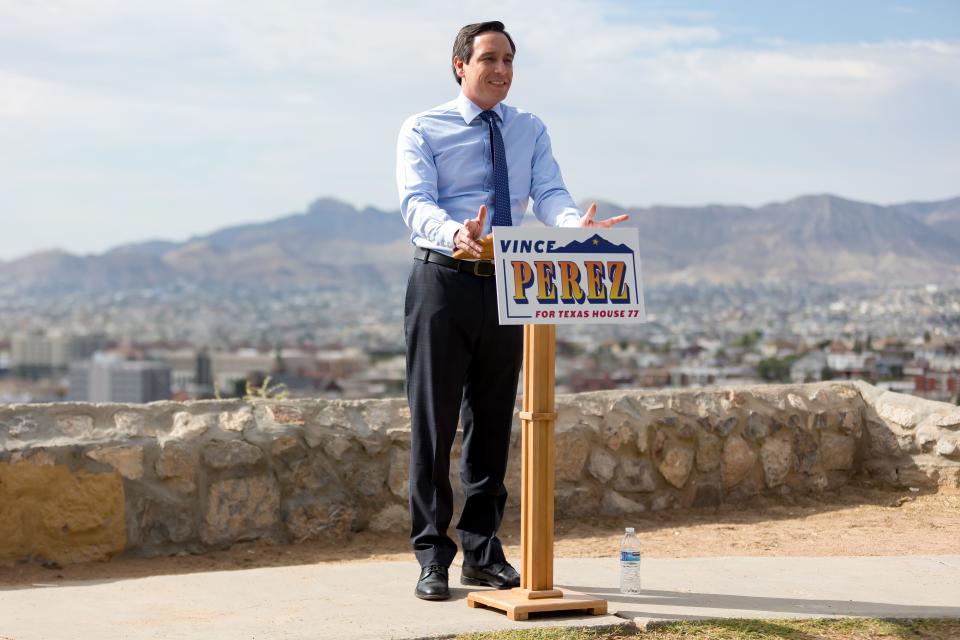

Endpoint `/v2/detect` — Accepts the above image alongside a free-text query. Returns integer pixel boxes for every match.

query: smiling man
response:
[397,20,627,601]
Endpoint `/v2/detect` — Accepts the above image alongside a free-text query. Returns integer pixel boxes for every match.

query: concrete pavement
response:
[1,555,958,639]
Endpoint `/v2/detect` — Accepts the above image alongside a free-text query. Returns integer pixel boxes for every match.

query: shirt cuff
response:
[555,208,583,228]
[438,220,463,249]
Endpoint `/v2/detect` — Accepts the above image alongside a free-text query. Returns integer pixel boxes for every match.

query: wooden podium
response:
[457,237,608,621]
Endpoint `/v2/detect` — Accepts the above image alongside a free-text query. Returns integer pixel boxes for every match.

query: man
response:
[397,20,628,601]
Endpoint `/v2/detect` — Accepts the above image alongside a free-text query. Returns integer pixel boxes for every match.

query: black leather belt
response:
[414,247,495,276]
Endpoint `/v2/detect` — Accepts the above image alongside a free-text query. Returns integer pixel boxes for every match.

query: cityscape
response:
[1,280,957,406]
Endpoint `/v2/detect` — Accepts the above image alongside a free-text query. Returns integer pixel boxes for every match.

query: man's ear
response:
[453,56,466,79]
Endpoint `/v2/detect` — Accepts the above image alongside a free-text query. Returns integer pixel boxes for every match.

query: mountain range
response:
[2,193,958,294]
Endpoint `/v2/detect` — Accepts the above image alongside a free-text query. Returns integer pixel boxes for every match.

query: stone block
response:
[203,440,264,470]
[895,466,938,489]
[931,409,960,428]
[875,394,923,428]
[171,412,215,441]
[608,395,644,421]
[726,473,762,501]
[156,442,196,493]
[651,492,675,511]
[936,437,958,458]
[637,396,666,411]
[277,455,336,495]
[722,435,757,488]
[690,481,722,508]
[614,458,657,493]
[792,429,819,473]
[323,436,353,461]
[555,429,589,481]
[0,461,125,566]
[201,476,280,546]
[386,427,411,444]
[86,445,145,480]
[129,492,196,548]
[633,422,651,453]
[4,416,40,440]
[387,449,409,499]
[369,504,408,533]
[270,434,308,463]
[600,490,645,516]
[57,415,94,438]
[344,460,387,497]
[715,416,738,437]
[602,423,633,451]
[587,448,617,483]
[267,404,305,426]
[555,486,600,518]
[915,419,940,450]
[667,394,698,416]
[787,393,808,411]
[220,406,254,432]
[658,441,695,489]
[357,432,386,455]
[696,430,722,472]
[722,390,750,410]
[283,500,356,542]
[113,411,145,436]
[760,435,792,488]
[746,413,769,440]
[820,431,856,470]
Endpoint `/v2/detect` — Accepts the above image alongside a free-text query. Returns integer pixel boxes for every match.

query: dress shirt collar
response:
[456,91,505,125]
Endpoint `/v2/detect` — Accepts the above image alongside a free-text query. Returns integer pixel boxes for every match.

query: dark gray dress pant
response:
[404,258,523,569]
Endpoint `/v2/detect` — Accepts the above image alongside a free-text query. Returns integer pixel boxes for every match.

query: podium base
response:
[466,588,607,621]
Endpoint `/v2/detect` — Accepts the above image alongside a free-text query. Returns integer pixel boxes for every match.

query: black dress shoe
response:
[460,562,521,589]
[415,564,450,601]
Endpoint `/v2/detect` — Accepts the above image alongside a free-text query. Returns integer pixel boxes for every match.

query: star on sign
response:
[592,238,600,245]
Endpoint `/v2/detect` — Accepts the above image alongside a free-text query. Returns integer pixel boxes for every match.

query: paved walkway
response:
[1,555,958,639]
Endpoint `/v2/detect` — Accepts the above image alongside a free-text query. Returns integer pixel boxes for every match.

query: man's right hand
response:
[453,204,486,258]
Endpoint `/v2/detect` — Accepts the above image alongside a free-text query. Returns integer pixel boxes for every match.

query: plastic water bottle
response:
[619,527,642,594]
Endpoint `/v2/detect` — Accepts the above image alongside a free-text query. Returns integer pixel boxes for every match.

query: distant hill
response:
[591,193,960,285]
[1,193,958,294]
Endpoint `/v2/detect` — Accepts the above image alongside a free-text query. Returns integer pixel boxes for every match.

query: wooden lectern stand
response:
[458,236,607,621]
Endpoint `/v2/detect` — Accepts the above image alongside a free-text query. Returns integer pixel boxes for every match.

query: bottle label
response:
[620,551,641,562]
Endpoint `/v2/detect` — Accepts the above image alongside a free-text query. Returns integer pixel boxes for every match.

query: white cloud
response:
[0,0,958,259]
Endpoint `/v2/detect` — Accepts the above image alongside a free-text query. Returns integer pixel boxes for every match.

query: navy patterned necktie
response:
[479,110,512,228]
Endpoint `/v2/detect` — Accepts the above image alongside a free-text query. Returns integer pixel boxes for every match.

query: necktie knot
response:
[479,110,498,124]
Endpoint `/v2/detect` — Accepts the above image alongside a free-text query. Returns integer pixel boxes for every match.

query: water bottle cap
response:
[625,527,635,534]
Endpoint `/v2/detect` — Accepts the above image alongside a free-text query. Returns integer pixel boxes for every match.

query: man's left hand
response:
[579,203,629,228]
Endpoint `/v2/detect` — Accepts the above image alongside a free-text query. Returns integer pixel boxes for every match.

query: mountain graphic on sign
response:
[550,234,633,254]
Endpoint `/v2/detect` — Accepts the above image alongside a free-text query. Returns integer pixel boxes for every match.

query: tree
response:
[758,356,793,383]
[737,330,763,350]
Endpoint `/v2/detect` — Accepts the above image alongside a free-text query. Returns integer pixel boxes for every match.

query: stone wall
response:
[1,381,958,566]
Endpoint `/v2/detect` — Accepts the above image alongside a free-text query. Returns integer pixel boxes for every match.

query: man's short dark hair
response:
[452,21,516,85]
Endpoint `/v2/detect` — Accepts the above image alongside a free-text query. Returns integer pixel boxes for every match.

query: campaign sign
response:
[493,227,646,325]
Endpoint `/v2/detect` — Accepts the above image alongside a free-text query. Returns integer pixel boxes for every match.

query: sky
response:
[1,0,959,260]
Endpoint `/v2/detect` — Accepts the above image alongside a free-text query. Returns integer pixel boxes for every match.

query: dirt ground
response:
[1,482,958,586]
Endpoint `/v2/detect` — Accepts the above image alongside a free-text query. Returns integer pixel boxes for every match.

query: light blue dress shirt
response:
[397,92,583,256]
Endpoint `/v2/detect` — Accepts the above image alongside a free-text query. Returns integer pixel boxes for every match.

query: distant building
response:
[906,358,960,403]
[826,352,876,380]
[790,351,828,383]
[12,330,108,379]
[68,355,171,403]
